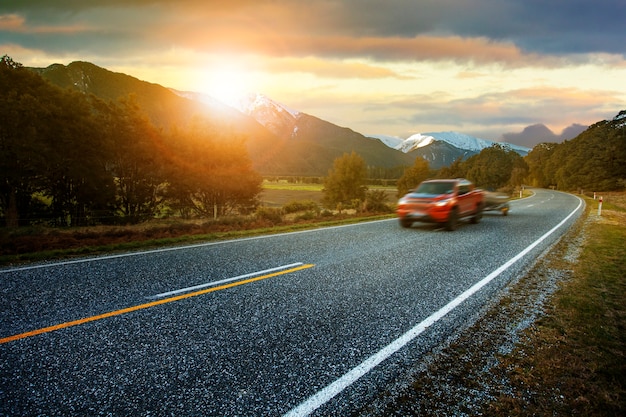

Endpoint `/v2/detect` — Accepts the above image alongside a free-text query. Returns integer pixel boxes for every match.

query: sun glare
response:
[203,65,251,107]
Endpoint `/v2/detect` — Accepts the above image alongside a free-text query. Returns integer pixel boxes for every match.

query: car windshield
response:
[414,182,453,195]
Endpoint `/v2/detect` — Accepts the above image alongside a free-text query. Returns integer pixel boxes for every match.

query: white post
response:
[598,196,603,216]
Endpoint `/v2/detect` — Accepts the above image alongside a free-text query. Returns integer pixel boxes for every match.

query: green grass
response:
[486,193,626,416]
[262,181,324,191]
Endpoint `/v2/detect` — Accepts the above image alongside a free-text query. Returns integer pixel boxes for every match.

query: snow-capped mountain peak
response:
[368,133,436,152]
[235,93,299,119]
[233,93,301,138]
[369,131,530,155]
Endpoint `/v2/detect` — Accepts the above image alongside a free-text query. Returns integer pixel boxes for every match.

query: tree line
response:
[392,112,625,198]
[321,145,529,212]
[323,113,625,210]
[0,56,261,228]
[393,144,529,197]
[524,111,626,192]
[3,53,624,228]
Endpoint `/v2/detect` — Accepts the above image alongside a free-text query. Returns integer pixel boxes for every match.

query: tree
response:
[105,96,167,223]
[437,156,466,179]
[38,89,118,226]
[165,120,262,219]
[397,157,431,196]
[464,144,526,190]
[1,56,115,227]
[529,112,626,192]
[0,57,46,227]
[322,151,368,209]
[525,143,558,188]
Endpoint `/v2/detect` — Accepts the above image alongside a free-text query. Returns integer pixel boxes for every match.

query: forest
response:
[1,54,625,229]
[0,56,261,228]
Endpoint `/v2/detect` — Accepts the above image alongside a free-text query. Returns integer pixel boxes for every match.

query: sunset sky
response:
[1,0,625,141]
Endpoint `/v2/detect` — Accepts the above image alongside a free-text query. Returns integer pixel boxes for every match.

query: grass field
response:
[486,192,626,415]
[260,181,398,207]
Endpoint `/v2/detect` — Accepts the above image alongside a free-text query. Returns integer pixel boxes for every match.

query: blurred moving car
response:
[397,178,484,231]
[483,190,510,216]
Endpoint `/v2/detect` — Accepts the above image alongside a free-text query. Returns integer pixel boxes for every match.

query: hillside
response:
[525,110,626,190]
[32,62,416,176]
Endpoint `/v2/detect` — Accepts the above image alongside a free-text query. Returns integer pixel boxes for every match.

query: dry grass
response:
[486,192,626,416]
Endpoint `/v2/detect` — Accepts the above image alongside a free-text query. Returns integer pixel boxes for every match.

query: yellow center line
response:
[1,263,315,345]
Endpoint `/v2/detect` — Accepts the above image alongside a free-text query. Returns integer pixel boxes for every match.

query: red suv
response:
[397,178,484,231]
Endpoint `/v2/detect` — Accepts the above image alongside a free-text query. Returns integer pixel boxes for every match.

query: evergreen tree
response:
[42,90,116,226]
[0,56,48,227]
[525,143,558,188]
[528,111,626,191]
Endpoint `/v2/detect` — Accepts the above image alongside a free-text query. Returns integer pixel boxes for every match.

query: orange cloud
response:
[0,14,24,31]
[261,57,413,80]
[160,21,556,68]
[0,13,89,34]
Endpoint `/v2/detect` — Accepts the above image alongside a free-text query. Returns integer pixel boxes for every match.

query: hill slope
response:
[33,62,417,176]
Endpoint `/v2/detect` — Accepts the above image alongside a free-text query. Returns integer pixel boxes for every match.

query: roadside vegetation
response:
[485,193,625,416]
[0,186,394,266]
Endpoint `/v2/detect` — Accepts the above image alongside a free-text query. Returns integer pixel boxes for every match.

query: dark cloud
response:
[2,0,624,60]
[331,0,626,56]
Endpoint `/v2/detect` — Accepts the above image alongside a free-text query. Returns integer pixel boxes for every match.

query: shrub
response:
[295,211,318,221]
[283,200,320,214]
[364,189,392,213]
[255,207,283,224]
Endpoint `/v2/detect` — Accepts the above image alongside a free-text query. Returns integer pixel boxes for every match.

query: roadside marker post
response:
[598,196,603,216]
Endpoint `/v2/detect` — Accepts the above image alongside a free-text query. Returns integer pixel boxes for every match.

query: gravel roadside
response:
[353,206,588,416]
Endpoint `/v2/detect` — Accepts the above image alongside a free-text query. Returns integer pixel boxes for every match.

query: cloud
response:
[4,0,625,63]
[0,13,23,31]
[261,57,412,80]
[0,13,89,34]
[2,0,624,143]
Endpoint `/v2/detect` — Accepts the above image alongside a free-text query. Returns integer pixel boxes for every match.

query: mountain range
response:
[30,61,582,176]
[501,123,588,148]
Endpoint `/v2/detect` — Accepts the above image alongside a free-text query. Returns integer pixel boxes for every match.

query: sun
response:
[203,65,251,107]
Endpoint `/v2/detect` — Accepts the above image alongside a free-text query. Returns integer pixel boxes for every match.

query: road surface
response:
[0,189,583,416]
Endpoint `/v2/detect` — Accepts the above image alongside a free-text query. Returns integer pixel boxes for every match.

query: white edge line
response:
[1,220,391,274]
[283,196,583,417]
[146,262,304,299]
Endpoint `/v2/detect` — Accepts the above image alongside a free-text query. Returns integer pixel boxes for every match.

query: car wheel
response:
[445,208,458,231]
[471,204,483,224]
[400,218,413,228]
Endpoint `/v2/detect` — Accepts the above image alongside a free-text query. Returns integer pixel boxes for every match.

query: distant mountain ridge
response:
[29,61,590,176]
[501,123,588,148]
[229,94,529,168]
[31,62,417,176]
[368,131,530,168]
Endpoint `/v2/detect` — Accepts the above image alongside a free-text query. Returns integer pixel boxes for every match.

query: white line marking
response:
[283,197,583,417]
[146,262,304,299]
[1,220,391,274]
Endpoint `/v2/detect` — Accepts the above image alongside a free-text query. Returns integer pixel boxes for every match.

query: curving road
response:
[0,189,583,416]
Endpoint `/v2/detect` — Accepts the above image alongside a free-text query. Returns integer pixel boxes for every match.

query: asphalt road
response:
[0,189,583,416]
